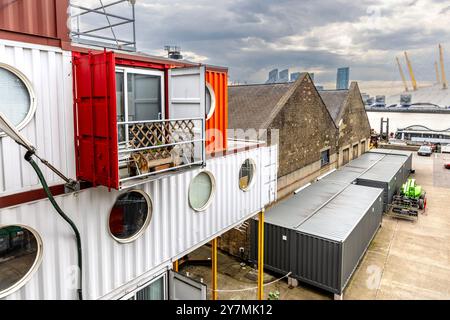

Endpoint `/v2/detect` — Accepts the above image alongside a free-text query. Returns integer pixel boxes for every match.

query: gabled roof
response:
[318,89,349,124]
[228,74,308,130]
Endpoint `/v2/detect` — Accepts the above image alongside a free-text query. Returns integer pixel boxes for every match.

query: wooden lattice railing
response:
[117,118,205,182]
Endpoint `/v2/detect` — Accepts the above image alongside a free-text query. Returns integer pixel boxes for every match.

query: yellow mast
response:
[435,61,441,84]
[439,44,448,89]
[404,51,418,91]
[396,57,409,91]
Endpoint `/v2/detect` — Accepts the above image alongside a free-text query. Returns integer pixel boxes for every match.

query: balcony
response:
[117,118,205,189]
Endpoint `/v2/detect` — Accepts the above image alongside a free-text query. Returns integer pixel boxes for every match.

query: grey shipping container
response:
[251,184,384,295]
[356,154,411,210]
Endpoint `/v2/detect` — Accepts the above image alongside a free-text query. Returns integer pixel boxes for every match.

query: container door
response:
[168,270,207,300]
[168,66,206,119]
[73,51,119,189]
[261,145,278,205]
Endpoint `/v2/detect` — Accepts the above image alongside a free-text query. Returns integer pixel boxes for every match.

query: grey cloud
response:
[77,0,450,84]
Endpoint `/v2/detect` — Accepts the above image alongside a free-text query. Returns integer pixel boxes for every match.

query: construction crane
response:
[396,57,409,91]
[435,61,441,84]
[404,51,418,91]
[439,44,448,89]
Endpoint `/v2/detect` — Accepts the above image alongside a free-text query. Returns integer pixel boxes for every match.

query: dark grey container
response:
[251,184,384,295]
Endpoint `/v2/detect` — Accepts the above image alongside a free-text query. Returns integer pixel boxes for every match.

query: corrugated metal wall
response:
[0,0,61,38]
[0,145,276,300]
[206,71,228,153]
[0,40,75,195]
[292,234,342,293]
[341,193,383,289]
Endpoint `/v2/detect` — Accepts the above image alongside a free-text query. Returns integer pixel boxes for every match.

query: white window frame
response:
[188,171,216,212]
[108,189,153,244]
[239,158,257,192]
[0,63,37,137]
[115,67,165,146]
[120,271,168,300]
[0,225,44,299]
[205,82,216,121]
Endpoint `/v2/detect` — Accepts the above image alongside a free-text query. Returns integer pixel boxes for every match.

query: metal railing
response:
[117,118,205,187]
[69,0,137,52]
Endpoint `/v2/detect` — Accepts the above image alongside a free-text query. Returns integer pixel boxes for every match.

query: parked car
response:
[418,145,433,156]
[442,144,450,154]
[445,162,450,169]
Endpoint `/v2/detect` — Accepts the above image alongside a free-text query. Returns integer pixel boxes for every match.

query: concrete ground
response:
[182,152,450,300]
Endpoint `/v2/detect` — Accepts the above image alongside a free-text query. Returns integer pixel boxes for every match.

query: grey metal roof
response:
[264,150,409,241]
[344,152,385,170]
[358,155,408,182]
[297,185,383,242]
[368,149,413,158]
[265,180,347,228]
[320,167,365,184]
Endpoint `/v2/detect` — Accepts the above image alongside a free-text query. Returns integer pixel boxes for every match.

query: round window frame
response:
[239,158,257,192]
[108,189,153,244]
[205,82,216,121]
[188,171,216,212]
[0,63,37,137]
[0,224,44,299]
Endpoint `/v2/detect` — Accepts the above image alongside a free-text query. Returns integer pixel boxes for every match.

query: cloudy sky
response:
[73,0,450,88]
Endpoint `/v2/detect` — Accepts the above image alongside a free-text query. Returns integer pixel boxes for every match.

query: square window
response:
[321,149,330,167]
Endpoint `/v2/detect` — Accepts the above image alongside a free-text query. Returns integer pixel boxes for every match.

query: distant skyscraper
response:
[290,72,301,82]
[266,69,279,84]
[278,69,289,83]
[336,67,350,90]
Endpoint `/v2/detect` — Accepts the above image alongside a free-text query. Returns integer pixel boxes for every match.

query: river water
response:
[366,111,450,134]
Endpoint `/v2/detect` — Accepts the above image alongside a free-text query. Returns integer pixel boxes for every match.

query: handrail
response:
[117,117,204,125]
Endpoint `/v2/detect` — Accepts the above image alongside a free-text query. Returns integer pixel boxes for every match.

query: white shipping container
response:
[0,145,277,300]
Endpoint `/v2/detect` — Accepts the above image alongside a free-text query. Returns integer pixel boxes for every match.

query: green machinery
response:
[391,178,426,220]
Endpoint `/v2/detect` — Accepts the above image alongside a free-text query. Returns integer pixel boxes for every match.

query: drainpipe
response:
[24,151,83,300]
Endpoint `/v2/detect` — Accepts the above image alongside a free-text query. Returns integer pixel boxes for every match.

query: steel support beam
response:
[257,209,265,300]
[212,238,218,300]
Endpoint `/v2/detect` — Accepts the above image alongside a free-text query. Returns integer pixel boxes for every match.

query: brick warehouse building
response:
[319,82,371,166]
[220,75,371,259]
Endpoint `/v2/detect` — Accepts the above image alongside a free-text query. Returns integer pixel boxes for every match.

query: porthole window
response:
[239,159,256,191]
[0,225,43,298]
[189,171,216,211]
[205,83,216,120]
[0,64,36,136]
[109,190,152,243]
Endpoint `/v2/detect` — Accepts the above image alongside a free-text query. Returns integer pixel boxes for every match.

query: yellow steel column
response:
[404,51,418,91]
[212,238,218,300]
[439,44,448,89]
[396,57,409,92]
[173,260,179,272]
[257,208,265,300]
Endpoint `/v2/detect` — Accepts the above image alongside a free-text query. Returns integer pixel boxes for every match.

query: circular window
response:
[0,64,36,136]
[0,225,43,298]
[109,190,152,243]
[189,171,216,211]
[239,159,256,191]
[205,83,216,120]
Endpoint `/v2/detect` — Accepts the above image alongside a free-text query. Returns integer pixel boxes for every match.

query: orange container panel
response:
[206,70,228,153]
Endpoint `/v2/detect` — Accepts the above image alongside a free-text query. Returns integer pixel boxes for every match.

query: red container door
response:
[73,51,119,189]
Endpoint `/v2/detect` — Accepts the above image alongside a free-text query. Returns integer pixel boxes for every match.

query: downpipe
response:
[24,151,83,300]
